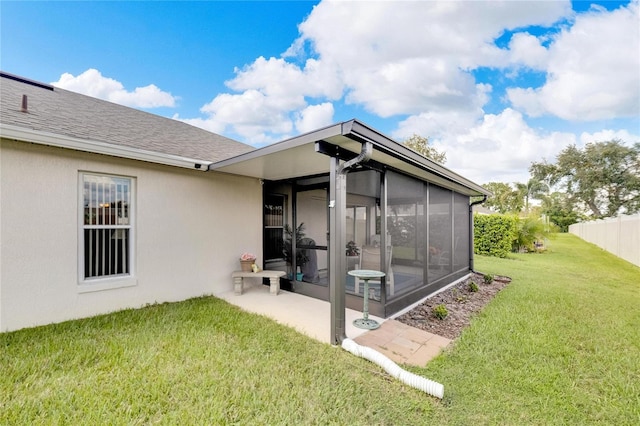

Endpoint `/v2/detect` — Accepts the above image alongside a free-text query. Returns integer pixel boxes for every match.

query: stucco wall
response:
[0,139,262,332]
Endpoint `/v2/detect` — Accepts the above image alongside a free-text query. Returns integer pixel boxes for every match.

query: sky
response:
[1,0,639,185]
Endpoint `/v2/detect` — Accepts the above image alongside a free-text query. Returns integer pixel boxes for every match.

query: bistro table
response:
[348,269,385,330]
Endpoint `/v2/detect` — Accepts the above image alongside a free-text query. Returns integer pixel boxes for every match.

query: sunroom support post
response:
[329,141,372,345]
[329,156,347,345]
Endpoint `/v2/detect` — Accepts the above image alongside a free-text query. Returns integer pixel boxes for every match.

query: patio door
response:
[292,186,329,299]
[263,170,384,313]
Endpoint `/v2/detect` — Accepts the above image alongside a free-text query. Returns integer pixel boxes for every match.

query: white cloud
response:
[181,0,571,142]
[52,68,177,108]
[295,103,334,134]
[198,89,294,144]
[297,0,569,70]
[508,32,549,70]
[177,56,341,143]
[296,0,569,119]
[392,84,492,139]
[428,109,576,184]
[228,56,342,101]
[579,129,640,145]
[42,1,638,183]
[396,110,639,185]
[344,58,484,117]
[176,0,636,174]
[508,1,640,120]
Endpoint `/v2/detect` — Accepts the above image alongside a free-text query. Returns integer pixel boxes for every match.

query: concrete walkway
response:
[217,281,451,367]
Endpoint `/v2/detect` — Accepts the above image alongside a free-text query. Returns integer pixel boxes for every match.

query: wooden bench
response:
[231,270,287,296]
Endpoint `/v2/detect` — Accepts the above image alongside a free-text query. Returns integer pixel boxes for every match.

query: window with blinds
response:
[82,173,133,280]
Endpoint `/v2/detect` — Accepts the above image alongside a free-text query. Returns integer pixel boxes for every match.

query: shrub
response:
[512,216,550,253]
[452,288,467,303]
[483,273,494,284]
[469,281,479,292]
[433,304,449,320]
[474,213,517,258]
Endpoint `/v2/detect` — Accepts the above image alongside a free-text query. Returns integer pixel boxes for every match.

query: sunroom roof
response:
[210,119,490,197]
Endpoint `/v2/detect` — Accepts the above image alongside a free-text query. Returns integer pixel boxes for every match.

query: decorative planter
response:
[239,259,255,272]
[287,272,304,281]
[346,255,359,271]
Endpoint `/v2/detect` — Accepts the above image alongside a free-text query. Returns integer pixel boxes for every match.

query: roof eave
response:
[345,120,490,196]
[0,123,212,171]
[210,119,491,197]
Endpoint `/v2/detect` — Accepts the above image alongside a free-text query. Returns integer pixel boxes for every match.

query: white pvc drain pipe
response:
[341,338,444,399]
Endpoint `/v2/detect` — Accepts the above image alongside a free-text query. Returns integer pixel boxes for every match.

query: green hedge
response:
[474,213,517,258]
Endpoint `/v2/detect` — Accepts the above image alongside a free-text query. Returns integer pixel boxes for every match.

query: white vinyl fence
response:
[569,213,640,267]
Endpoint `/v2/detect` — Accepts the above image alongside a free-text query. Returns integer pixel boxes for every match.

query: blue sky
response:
[2,0,638,184]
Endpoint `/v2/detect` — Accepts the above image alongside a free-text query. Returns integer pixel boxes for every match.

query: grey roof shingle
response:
[0,72,254,162]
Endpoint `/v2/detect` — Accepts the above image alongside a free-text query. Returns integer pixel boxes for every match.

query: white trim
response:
[0,123,212,171]
[78,171,137,291]
[77,277,138,294]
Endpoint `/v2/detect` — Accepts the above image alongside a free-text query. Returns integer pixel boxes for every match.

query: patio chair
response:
[432,250,450,269]
[299,237,319,283]
[355,244,394,297]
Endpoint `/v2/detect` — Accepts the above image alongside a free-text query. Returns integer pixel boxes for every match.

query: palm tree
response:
[516,178,547,215]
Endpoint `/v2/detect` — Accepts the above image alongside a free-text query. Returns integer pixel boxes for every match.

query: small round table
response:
[348,269,385,330]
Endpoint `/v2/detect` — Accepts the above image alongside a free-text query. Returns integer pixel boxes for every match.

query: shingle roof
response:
[0,72,254,162]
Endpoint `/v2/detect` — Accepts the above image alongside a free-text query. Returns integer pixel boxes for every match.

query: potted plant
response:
[283,223,309,280]
[239,252,256,272]
[346,241,360,257]
[346,241,360,271]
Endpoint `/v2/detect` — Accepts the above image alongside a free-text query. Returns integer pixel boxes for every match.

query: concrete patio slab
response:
[217,281,451,367]
[216,280,382,342]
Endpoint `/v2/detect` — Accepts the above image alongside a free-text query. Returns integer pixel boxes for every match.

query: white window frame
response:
[78,172,136,292]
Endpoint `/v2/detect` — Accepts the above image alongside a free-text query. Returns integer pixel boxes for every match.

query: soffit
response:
[211,121,490,197]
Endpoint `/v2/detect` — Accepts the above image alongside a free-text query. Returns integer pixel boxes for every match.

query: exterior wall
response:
[0,139,262,332]
[569,214,640,267]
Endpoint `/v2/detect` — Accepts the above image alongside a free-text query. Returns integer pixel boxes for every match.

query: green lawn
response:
[427,234,640,424]
[2,234,639,424]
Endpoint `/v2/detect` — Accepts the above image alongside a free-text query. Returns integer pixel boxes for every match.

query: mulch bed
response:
[396,272,512,340]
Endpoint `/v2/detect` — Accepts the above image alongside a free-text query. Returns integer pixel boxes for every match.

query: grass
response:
[425,233,640,424]
[1,300,432,424]
[1,234,639,424]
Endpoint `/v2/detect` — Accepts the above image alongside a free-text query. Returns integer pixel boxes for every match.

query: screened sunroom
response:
[211,120,489,344]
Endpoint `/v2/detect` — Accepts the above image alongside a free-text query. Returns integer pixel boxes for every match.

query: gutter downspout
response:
[332,139,445,400]
[329,141,372,346]
[469,195,488,271]
[337,141,373,175]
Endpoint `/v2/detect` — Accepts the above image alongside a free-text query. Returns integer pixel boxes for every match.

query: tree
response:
[515,178,547,215]
[482,182,524,214]
[530,140,640,219]
[403,134,447,164]
[544,192,582,232]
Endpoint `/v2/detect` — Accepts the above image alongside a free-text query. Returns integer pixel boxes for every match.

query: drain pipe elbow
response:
[342,338,444,399]
[338,141,372,175]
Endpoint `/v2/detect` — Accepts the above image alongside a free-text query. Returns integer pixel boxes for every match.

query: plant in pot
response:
[239,252,257,272]
[283,223,309,280]
[346,241,360,271]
